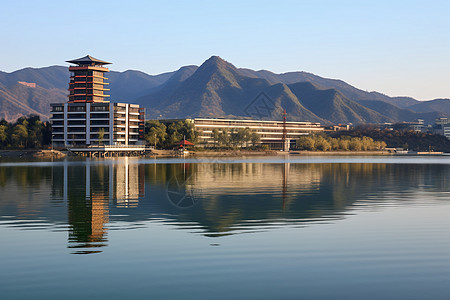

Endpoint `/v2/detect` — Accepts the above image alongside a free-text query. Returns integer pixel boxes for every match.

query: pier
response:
[68,145,148,157]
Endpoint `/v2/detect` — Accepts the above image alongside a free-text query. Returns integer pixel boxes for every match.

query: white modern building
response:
[51,102,144,147]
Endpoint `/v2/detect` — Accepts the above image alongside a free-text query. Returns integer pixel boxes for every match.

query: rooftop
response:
[66,55,111,66]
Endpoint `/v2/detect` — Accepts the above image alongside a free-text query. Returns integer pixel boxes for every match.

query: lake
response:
[0,155,449,299]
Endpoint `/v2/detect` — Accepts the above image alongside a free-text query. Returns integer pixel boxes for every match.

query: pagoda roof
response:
[66,55,111,65]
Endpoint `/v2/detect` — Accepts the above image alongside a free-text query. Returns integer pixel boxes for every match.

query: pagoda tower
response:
[67,55,110,103]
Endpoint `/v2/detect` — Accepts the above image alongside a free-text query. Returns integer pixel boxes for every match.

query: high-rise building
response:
[51,55,145,147]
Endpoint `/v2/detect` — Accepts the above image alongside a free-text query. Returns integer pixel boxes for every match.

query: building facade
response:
[162,118,324,149]
[51,56,145,147]
[433,117,450,139]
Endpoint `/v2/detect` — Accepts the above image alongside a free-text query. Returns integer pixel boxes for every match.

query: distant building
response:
[433,117,450,139]
[435,117,449,126]
[161,117,324,150]
[51,56,145,147]
[392,119,425,132]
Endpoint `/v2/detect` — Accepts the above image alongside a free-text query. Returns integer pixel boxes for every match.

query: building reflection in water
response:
[52,158,144,254]
[46,159,450,251]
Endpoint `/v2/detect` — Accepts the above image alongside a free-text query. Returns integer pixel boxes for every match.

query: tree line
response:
[0,115,51,149]
[296,134,387,151]
[329,127,450,152]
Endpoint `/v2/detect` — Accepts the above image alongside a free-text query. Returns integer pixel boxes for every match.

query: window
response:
[91,105,109,112]
[68,105,85,112]
[90,113,109,119]
[51,114,64,119]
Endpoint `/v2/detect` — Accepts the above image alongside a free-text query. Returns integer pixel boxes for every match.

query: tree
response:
[166,122,183,147]
[315,136,331,151]
[27,118,43,148]
[250,131,260,147]
[338,138,349,151]
[11,123,28,148]
[361,136,374,151]
[42,122,52,146]
[163,120,198,148]
[229,129,239,148]
[218,128,230,147]
[0,125,8,147]
[349,137,362,151]
[145,120,167,148]
[97,128,105,145]
[212,128,220,148]
[330,138,339,151]
[297,136,316,150]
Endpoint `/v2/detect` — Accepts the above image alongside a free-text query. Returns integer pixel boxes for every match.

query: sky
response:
[0,0,449,100]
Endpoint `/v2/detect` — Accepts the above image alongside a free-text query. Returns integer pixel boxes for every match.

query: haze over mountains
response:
[1,56,449,124]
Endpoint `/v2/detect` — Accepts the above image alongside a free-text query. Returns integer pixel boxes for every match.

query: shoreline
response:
[0,149,67,158]
[1,149,445,159]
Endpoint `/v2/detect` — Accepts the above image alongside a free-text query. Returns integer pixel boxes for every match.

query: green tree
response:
[145,120,167,148]
[166,122,183,147]
[42,122,52,147]
[27,118,43,148]
[211,128,220,148]
[360,136,374,151]
[338,138,349,151]
[97,128,105,145]
[297,136,316,150]
[250,131,260,147]
[218,128,230,147]
[330,138,340,151]
[232,127,252,148]
[11,123,28,148]
[315,136,331,151]
[0,125,8,147]
[349,137,362,151]
[163,120,198,148]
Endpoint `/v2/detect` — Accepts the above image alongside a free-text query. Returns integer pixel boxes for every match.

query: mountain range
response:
[1,56,449,124]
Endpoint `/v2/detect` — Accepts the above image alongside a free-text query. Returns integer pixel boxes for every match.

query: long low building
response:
[162,118,324,149]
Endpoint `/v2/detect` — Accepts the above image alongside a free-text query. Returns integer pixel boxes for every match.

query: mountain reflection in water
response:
[0,157,449,254]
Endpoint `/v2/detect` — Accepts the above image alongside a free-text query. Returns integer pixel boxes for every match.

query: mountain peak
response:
[206,55,226,63]
[200,56,237,71]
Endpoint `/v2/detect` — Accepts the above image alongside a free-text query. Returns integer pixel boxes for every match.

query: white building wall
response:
[109,103,114,145]
[86,103,91,145]
[63,103,68,146]
[125,104,129,145]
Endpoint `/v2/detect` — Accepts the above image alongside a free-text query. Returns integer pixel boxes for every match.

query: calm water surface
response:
[0,156,449,299]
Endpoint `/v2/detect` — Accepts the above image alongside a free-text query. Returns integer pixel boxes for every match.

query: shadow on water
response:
[0,157,449,253]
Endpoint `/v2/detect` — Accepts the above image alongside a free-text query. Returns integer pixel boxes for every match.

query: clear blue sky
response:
[0,0,449,100]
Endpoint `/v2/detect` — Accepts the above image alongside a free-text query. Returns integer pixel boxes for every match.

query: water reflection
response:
[0,157,449,254]
[51,158,145,254]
